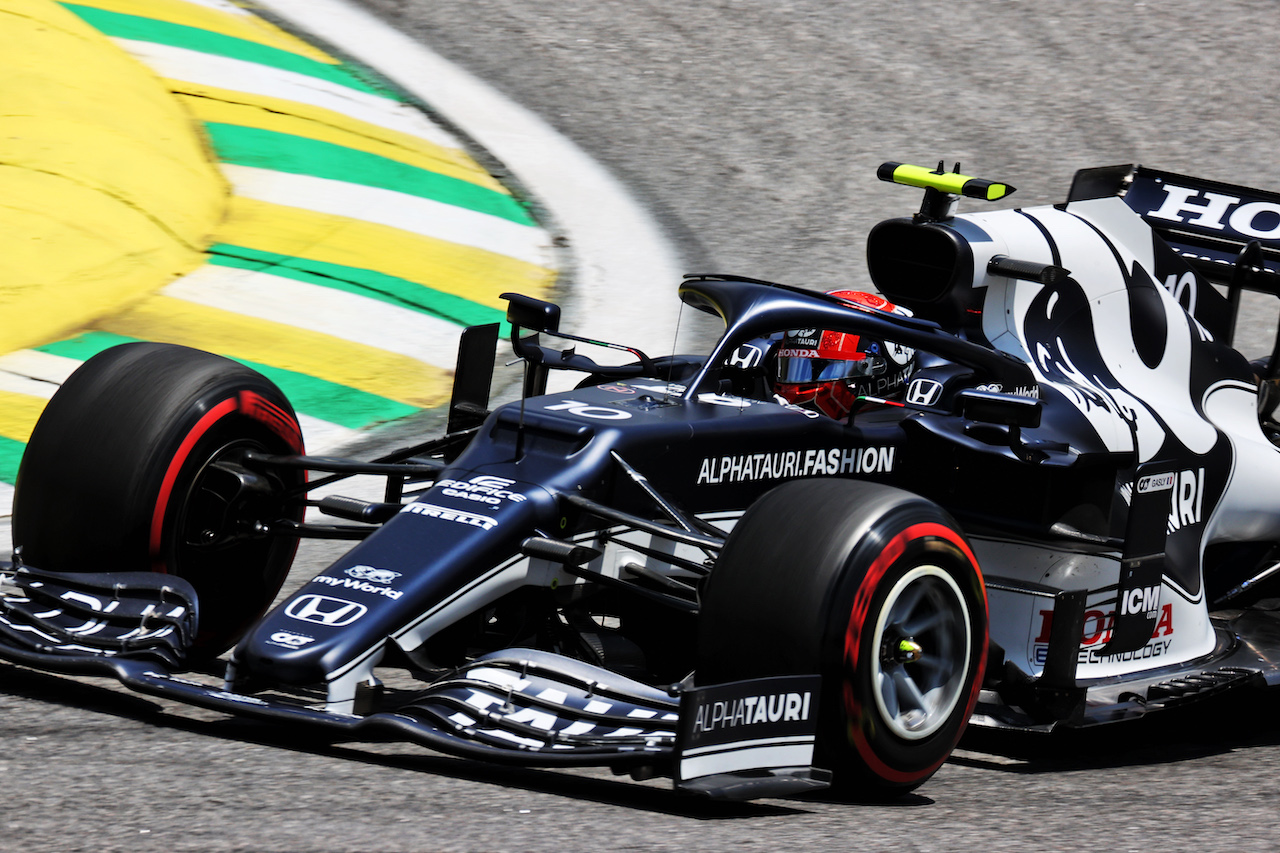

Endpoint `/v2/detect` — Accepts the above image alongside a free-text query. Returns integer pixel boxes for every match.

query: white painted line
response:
[221,164,553,266]
[163,265,465,368]
[112,38,468,151]
[255,0,688,357]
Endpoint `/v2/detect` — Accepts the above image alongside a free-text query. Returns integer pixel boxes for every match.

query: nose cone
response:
[231,479,549,688]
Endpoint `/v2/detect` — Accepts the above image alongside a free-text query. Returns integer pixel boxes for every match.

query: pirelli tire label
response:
[676,674,822,782]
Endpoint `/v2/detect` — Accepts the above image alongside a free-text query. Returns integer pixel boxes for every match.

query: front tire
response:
[697,479,987,795]
[12,343,306,655]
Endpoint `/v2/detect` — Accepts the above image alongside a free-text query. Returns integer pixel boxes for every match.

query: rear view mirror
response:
[502,292,561,334]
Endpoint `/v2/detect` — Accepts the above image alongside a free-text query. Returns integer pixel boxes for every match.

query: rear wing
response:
[1070,164,1280,293]
[1070,165,1280,362]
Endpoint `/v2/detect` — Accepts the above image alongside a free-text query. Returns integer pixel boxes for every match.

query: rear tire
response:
[12,343,306,655]
[697,479,987,796]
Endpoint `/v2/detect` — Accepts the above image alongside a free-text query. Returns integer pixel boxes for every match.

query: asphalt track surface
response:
[8,2,1280,851]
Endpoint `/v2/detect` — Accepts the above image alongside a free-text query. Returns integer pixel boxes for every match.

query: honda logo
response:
[906,378,943,407]
[728,343,763,369]
[285,594,368,627]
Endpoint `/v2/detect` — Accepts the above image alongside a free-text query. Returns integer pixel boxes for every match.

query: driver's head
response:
[772,290,915,419]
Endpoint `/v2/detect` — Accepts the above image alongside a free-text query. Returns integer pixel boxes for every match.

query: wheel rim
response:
[169,436,302,652]
[870,564,971,740]
[176,439,275,553]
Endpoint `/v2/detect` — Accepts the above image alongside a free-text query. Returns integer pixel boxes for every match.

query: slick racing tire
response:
[12,343,306,656]
[697,479,987,796]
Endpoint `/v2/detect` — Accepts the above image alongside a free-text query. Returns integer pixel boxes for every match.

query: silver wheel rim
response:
[870,564,971,740]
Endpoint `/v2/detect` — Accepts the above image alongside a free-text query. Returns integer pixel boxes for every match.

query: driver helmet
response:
[773,290,916,419]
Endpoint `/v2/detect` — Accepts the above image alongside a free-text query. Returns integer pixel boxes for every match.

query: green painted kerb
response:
[206,244,508,330]
[204,123,537,226]
[59,3,387,95]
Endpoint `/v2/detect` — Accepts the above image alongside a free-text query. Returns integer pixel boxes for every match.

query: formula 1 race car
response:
[5,161,1280,801]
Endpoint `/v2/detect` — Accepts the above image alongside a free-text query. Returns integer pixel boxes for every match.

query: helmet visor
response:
[775,353,885,385]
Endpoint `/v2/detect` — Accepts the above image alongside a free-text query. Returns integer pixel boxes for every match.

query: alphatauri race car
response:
[5,162,1280,801]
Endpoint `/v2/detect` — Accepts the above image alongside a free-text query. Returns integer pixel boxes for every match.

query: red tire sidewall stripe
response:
[149,399,238,572]
[237,390,304,454]
[147,391,304,573]
[841,521,987,784]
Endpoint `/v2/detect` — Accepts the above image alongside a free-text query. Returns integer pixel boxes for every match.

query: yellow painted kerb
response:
[0,0,224,352]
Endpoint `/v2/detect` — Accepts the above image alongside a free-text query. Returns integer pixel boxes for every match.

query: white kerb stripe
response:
[0,350,82,388]
[222,164,552,266]
[176,0,256,14]
[0,372,58,400]
[162,265,465,368]
[112,39,465,151]
[176,0,255,15]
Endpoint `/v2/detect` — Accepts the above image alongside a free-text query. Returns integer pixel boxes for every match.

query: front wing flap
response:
[0,566,197,669]
[399,649,682,758]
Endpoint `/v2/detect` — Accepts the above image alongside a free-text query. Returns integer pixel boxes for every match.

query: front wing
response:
[0,567,828,800]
